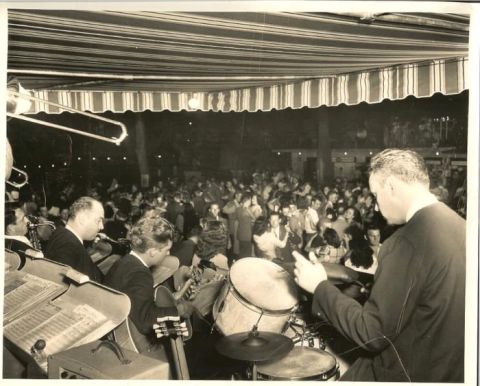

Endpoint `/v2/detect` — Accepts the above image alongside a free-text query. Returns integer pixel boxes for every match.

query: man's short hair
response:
[129,215,174,253]
[369,149,429,186]
[69,197,99,220]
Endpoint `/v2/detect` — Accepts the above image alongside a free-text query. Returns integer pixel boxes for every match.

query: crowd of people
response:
[5,159,466,278]
[4,147,467,382]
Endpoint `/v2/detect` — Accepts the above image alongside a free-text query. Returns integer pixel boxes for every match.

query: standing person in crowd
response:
[204,202,228,230]
[45,196,104,282]
[178,202,199,239]
[222,190,242,258]
[104,209,129,241]
[304,195,321,243]
[166,192,184,225]
[344,206,363,228]
[171,225,202,268]
[310,227,344,264]
[235,193,256,258]
[365,223,382,263]
[252,212,288,260]
[192,220,229,272]
[331,204,348,239]
[192,189,206,218]
[54,208,69,228]
[294,149,465,382]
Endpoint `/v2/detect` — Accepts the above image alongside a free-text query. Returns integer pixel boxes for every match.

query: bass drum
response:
[257,346,339,381]
[213,258,297,335]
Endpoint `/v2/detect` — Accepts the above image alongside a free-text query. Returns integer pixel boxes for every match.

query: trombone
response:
[7,90,128,146]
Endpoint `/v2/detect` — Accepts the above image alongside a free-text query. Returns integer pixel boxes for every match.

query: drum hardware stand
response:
[243,312,266,381]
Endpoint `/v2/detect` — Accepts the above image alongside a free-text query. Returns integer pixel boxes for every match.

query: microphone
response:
[96,232,115,243]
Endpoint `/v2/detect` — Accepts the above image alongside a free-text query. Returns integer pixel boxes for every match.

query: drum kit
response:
[212,258,340,381]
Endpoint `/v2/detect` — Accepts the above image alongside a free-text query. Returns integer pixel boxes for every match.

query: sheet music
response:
[3,302,108,360]
[3,272,63,324]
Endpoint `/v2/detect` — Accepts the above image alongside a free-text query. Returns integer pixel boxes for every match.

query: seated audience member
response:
[104,215,192,355]
[45,196,104,282]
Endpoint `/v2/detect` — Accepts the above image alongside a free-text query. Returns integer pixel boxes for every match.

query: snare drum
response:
[257,346,338,381]
[213,258,298,335]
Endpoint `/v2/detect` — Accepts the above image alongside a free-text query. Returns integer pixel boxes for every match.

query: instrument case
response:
[47,340,170,379]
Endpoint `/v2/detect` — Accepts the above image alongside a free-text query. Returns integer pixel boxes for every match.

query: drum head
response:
[257,347,336,380]
[230,258,297,311]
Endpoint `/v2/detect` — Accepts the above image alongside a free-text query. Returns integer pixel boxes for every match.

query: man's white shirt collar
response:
[130,250,148,268]
[5,235,32,247]
[65,224,84,244]
[406,193,438,222]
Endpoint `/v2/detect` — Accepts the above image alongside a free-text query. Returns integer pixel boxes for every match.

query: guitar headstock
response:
[153,316,190,339]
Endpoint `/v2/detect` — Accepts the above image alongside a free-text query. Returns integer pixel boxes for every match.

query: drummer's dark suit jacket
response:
[312,202,465,382]
[104,254,178,335]
[45,226,103,283]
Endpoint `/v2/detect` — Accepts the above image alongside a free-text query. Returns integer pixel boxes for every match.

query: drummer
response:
[293,149,465,382]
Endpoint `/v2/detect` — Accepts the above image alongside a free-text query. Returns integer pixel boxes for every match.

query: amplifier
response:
[47,340,170,379]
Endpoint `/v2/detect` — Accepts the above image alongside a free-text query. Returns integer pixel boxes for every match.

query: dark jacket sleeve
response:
[45,237,79,268]
[124,267,178,335]
[313,234,418,352]
[46,235,103,283]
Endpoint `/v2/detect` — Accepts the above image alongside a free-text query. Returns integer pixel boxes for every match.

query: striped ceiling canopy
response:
[8,10,470,113]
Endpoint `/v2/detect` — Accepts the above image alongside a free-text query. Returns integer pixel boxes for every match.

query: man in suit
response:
[294,149,465,382]
[104,215,191,349]
[45,196,104,282]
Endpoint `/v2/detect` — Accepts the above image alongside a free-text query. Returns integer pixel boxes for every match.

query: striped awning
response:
[8,10,470,113]
[27,56,468,113]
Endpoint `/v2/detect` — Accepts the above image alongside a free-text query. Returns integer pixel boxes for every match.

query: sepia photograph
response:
[2,1,478,383]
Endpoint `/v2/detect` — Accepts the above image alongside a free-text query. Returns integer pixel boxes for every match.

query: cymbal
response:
[216,330,293,362]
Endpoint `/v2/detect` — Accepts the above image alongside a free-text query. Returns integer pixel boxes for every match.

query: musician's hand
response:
[293,251,327,294]
[186,285,199,300]
[176,300,195,318]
